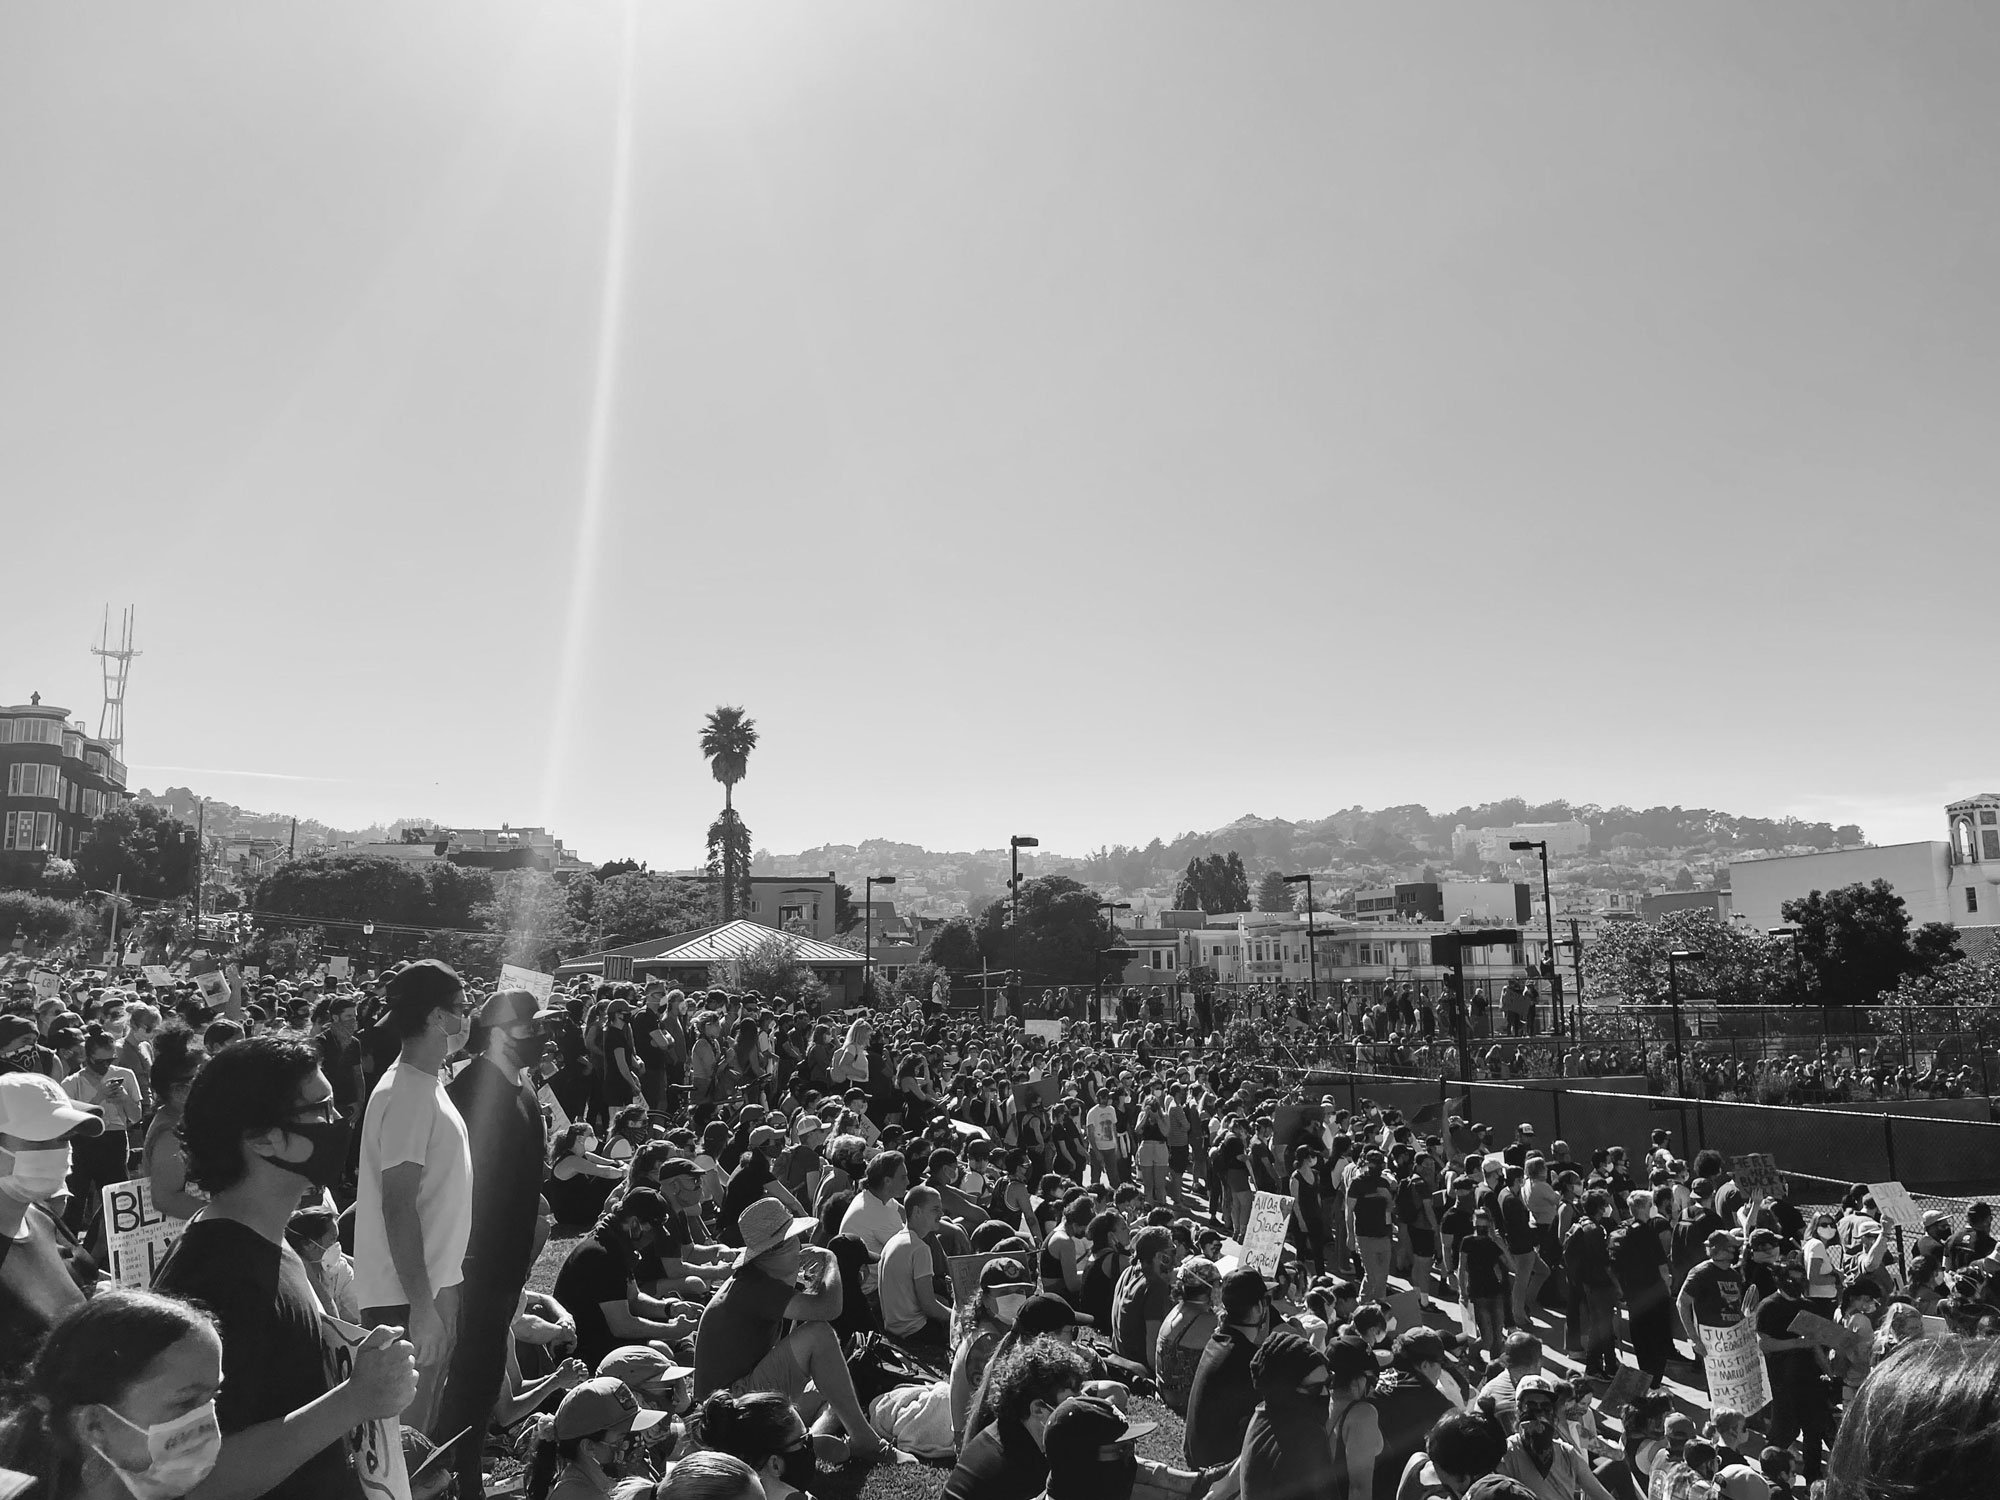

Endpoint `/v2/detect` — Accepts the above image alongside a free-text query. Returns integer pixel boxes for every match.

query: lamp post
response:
[1666,948,1705,1099]
[1095,901,1131,1021]
[1009,836,1038,931]
[1509,839,1563,1053]
[864,875,898,1005]
[1283,874,1317,1006]
[361,919,374,976]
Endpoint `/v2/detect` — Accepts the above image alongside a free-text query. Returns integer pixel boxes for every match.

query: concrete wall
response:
[1729,842,1954,929]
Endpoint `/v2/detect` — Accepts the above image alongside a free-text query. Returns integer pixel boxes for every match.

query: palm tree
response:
[699,707,759,919]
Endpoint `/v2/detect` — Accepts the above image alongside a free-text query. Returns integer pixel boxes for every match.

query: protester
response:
[1183,1268,1272,1468]
[943,1337,1090,1500]
[0,1072,100,1374]
[552,1189,700,1369]
[528,1376,664,1500]
[694,1391,817,1500]
[1037,1395,1157,1500]
[1241,1331,1334,1500]
[353,959,475,1437]
[153,1035,419,1500]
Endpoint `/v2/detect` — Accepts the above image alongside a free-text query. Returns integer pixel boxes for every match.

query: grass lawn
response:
[528,1230,1187,1500]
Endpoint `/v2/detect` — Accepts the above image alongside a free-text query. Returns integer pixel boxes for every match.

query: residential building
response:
[1353,881,1531,925]
[1,694,131,862]
[747,874,840,941]
[1729,796,2000,931]
[1638,890,1732,922]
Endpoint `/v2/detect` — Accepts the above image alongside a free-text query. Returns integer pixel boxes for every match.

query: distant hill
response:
[131,786,432,852]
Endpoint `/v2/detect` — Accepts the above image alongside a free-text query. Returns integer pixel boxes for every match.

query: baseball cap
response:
[748,1125,782,1153]
[616,1188,670,1226]
[553,1377,667,1440]
[654,1158,700,1183]
[478,990,563,1028]
[0,1016,37,1051]
[0,1073,105,1142]
[1923,1209,1953,1234]
[596,1345,693,1392]
[1015,1292,1094,1334]
[1041,1397,1155,1476]
[1325,1335,1377,1384]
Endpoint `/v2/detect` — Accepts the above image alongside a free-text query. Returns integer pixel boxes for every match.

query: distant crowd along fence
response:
[1225,1065,2000,1201]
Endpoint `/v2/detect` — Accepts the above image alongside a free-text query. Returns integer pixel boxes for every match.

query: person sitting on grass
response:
[689,1197,887,1462]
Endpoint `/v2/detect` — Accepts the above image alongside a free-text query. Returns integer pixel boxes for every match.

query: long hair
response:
[960,1335,1088,1450]
[1825,1337,2000,1500]
[0,1291,215,1500]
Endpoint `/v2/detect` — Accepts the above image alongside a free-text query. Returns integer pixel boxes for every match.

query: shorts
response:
[727,1336,812,1404]
[1135,1141,1170,1170]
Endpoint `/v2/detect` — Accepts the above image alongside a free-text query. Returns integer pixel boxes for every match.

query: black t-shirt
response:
[1439,1201,1477,1265]
[1184,1327,1260,1468]
[1756,1290,1819,1387]
[632,1012,669,1073]
[1459,1236,1509,1298]
[1680,1258,1747,1328]
[717,1155,775,1246]
[154,1218,361,1500]
[551,1227,633,1371]
[1608,1220,1671,1313]
[1350,1169,1393,1238]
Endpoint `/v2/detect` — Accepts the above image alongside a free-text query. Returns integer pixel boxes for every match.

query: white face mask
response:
[0,1144,72,1204]
[578,1135,598,1155]
[992,1292,1028,1325]
[93,1401,223,1500]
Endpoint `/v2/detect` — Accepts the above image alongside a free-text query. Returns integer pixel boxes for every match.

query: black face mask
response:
[779,1441,816,1492]
[259,1117,352,1190]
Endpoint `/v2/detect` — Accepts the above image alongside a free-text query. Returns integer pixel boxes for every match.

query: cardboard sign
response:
[1011,1077,1063,1113]
[1789,1310,1865,1359]
[142,965,174,987]
[1701,1319,1772,1415]
[1241,1191,1295,1277]
[1727,1153,1780,1192]
[101,1179,181,1289]
[1026,1019,1064,1042]
[500,964,556,1003]
[242,966,261,981]
[327,956,351,980]
[1867,1181,1929,1238]
[319,1316,411,1500]
[603,955,635,983]
[192,969,228,1007]
[1601,1363,1652,1412]
[31,971,60,1000]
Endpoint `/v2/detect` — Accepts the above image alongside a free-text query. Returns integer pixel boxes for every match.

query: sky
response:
[5,4,1997,867]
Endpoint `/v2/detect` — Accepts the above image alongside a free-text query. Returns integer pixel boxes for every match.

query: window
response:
[6,763,59,799]
[1971,888,1980,914]
[1986,830,2000,862]
[5,719,62,747]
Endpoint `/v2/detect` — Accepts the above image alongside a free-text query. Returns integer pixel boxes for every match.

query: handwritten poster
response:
[101,1179,181,1289]
[1025,1019,1064,1042]
[1866,1181,1928,1238]
[1727,1153,1780,1192]
[1241,1191,1295,1278]
[320,1317,411,1500]
[499,964,556,1004]
[1701,1319,1771,1415]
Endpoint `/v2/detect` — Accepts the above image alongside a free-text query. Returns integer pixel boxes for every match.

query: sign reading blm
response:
[102,1179,182,1290]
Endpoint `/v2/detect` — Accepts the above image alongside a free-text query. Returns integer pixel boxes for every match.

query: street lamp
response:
[1009,836,1039,930]
[1095,901,1131,1018]
[864,875,897,1004]
[1282,874,1317,1005]
[1666,948,1705,1098]
[1509,840,1564,1053]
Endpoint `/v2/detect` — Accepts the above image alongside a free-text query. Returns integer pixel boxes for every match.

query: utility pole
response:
[106,873,123,966]
[289,816,297,860]
[193,799,206,927]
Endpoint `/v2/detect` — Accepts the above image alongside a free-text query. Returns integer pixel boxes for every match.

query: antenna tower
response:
[91,605,140,759]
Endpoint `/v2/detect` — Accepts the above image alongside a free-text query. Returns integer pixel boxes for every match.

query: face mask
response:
[257,1118,350,1191]
[92,1401,222,1500]
[1815,1226,1835,1241]
[439,1013,466,1048]
[579,1135,598,1155]
[320,1244,345,1272]
[992,1292,1027,1325]
[0,1144,73,1203]
[593,1439,631,1480]
[779,1442,816,1492]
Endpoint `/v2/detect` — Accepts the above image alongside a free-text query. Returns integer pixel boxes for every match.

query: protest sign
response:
[1602,1363,1651,1412]
[1702,1319,1772,1415]
[101,1179,181,1289]
[537,1085,570,1139]
[31,971,60,1001]
[1789,1310,1865,1359]
[327,955,351,980]
[1011,1077,1063,1114]
[142,965,173,987]
[1727,1153,1780,1192]
[190,966,228,1007]
[320,1317,411,1500]
[242,966,260,981]
[1025,1019,1063,1043]
[603,955,634,983]
[1867,1181,1928,1238]
[1240,1191,1294,1278]
[499,964,556,1004]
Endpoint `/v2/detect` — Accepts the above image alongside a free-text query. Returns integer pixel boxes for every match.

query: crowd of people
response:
[3,960,2000,1500]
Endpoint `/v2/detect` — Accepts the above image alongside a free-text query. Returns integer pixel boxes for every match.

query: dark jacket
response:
[1184,1326,1260,1468]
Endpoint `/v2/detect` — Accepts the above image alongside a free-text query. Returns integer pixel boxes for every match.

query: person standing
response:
[1608,1191,1674,1389]
[60,1026,142,1215]
[353,960,474,1438]
[436,987,562,1500]
[154,1035,418,1500]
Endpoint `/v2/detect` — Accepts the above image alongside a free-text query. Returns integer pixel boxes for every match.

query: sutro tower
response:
[91,605,140,760]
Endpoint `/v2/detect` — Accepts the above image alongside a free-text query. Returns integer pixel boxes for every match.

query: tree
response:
[0,891,78,950]
[582,872,708,951]
[974,875,1130,987]
[252,856,496,932]
[699,706,759,919]
[834,882,857,934]
[1781,880,1959,1008]
[1172,853,1252,915]
[724,932,826,1007]
[705,811,752,922]
[1871,955,2000,1060]
[923,918,983,974]
[1671,866,1696,892]
[480,871,584,974]
[1580,910,1786,1007]
[594,858,645,879]
[74,803,201,899]
[1255,869,1292,913]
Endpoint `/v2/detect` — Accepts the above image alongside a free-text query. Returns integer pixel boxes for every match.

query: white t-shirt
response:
[877,1227,935,1337]
[354,1060,473,1309]
[1087,1104,1120,1153]
[838,1189,906,1292]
